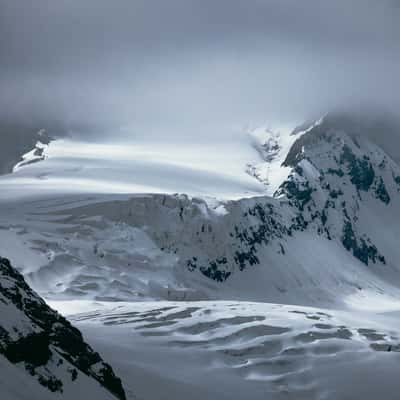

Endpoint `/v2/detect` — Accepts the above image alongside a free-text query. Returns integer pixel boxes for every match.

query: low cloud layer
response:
[1,0,399,139]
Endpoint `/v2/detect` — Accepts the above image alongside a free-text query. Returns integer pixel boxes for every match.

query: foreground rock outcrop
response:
[0,257,126,399]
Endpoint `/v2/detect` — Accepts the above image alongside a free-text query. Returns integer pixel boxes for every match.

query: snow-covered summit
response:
[245,118,324,194]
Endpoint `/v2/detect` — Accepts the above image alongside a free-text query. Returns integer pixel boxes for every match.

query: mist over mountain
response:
[2,2,400,400]
[1,0,400,139]
[2,110,400,399]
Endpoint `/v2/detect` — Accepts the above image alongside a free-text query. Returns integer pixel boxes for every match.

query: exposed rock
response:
[0,257,126,399]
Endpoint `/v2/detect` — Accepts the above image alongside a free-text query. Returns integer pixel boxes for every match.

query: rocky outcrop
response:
[0,125,52,174]
[0,257,126,399]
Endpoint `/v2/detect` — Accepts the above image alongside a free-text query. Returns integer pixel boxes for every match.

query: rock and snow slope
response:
[2,111,400,398]
[245,119,323,194]
[1,113,400,307]
[0,257,126,400]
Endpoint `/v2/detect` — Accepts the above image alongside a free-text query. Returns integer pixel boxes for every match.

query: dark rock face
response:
[340,145,375,192]
[0,124,52,174]
[374,177,391,204]
[232,203,290,272]
[199,258,231,282]
[341,221,385,266]
[0,257,126,399]
[279,179,313,211]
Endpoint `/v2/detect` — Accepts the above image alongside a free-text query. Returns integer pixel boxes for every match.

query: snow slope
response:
[0,134,269,200]
[1,190,398,307]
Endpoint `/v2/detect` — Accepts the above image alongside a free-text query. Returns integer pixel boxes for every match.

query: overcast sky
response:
[1,0,399,139]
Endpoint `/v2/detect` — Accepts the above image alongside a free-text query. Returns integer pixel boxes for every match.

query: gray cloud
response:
[0,0,399,138]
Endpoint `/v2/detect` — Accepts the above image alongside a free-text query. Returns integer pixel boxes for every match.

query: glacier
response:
[2,113,400,399]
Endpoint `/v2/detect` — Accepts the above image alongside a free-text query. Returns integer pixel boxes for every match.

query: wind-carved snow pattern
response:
[50,300,400,400]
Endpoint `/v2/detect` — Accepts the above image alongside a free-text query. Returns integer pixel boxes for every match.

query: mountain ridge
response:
[1,112,400,308]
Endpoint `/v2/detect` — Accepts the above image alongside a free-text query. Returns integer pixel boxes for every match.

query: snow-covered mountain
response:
[2,111,400,399]
[0,256,126,400]
[1,111,400,308]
